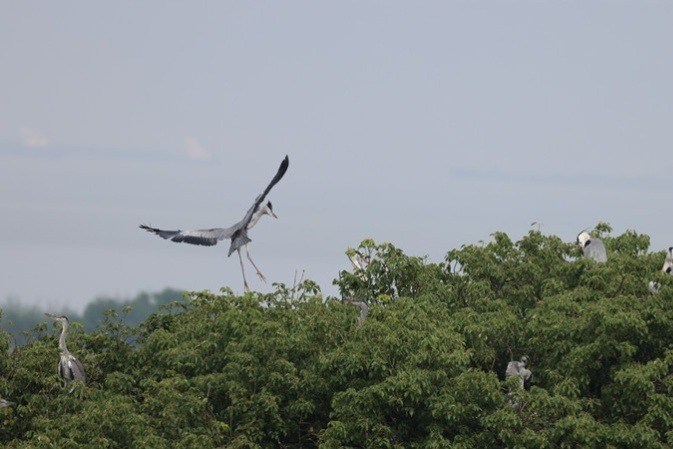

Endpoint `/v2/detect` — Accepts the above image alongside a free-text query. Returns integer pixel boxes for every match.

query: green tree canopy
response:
[2,225,673,447]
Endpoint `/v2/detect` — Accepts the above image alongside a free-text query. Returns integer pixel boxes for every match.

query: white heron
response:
[140,155,289,291]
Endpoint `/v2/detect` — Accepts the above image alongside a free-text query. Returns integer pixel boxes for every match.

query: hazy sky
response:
[2,2,672,312]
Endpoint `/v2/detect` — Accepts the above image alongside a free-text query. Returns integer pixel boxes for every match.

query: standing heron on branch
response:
[663,247,673,274]
[343,297,369,327]
[506,356,532,390]
[45,313,86,392]
[649,247,673,294]
[505,355,532,410]
[577,230,607,263]
[140,155,289,291]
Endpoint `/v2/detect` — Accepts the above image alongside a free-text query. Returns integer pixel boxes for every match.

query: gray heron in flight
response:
[506,356,532,390]
[45,313,86,391]
[577,230,607,263]
[140,155,289,291]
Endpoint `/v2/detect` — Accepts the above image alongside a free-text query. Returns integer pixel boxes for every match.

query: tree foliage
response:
[2,225,673,447]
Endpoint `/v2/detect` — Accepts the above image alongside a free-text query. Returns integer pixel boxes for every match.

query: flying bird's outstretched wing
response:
[139,224,234,246]
[225,155,289,256]
[238,155,289,232]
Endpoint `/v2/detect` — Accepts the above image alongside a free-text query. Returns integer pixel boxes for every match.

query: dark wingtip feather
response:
[260,155,290,196]
[139,224,161,234]
[279,155,289,175]
[276,156,289,183]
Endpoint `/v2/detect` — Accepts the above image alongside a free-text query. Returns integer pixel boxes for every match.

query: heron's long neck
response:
[59,322,69,353]
[247,209,265,229]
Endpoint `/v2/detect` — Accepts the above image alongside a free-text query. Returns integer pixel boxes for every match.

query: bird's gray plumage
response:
[646,248,673,295]
[649,281,661,294]
[663,247,673,275]
[577,231,607,263]
[45,313,86,391]
[140,227,233,247]
[506,356,532,390]
[140,155,289,291]
[0,399,14,408]
[649,247,673,294]
[343,297,369,326]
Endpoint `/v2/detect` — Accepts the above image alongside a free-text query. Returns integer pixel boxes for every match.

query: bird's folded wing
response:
[69,357,87,383]
[505,362,521,377]
[584,240,607,262]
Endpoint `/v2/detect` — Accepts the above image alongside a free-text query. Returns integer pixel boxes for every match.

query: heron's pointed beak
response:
[270,211,278,219]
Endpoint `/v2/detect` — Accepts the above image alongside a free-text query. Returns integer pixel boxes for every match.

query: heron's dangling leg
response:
[245,244,266,282]
[237,248,250,292]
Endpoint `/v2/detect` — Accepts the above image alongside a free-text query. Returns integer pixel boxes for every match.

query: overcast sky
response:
[1,2,672,312]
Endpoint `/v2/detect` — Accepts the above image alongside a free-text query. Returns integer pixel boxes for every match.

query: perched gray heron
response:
[0,398,14,408]
[140,155,289,291]
[663,247,673,274]
[577,231,607,263]
[649,247,673,294]
[506,356,532,390]
[343,297,369,326]
[649,281,661,294]
[45,313,86,391]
